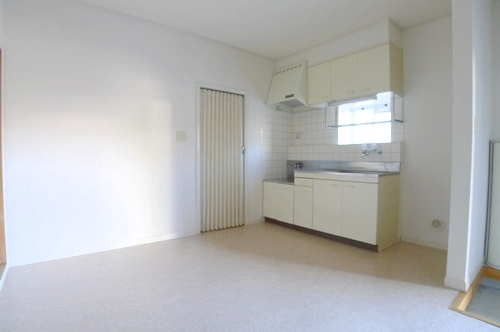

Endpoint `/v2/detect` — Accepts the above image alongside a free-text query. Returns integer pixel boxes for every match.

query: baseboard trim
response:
[134,233,185,246]
[245,218,264,225]
[265,218,378,252]
[401,236,448,250]
[468,259,485,291]
[445,275,468,291]
[444,259,485,291]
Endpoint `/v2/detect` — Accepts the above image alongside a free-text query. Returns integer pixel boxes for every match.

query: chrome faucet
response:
[295,162,304,170]
[362,144,382,157]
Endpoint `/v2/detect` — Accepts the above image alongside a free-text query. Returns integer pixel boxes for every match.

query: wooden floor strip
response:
[450,266,500,328]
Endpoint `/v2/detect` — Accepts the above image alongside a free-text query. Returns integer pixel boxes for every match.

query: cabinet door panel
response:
[277,185,294,224]
[341,182,378,244]
[330,54,357,101]
[263,183,278,220]
[313,180,342,235]
[308,62,331,104]
[357,44,390,95]
[294,186,313,228]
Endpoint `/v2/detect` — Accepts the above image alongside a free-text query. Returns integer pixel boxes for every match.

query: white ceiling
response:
[74,0,452,60]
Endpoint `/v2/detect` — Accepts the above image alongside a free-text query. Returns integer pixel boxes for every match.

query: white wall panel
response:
[493,1,500,136]
[3,0,275,266]
[445,0,494,291]
[487,141,500,268]
[401,17,452,250]
[466,0,494,284]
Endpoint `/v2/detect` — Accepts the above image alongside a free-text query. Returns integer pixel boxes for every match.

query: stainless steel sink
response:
[322,169,364,173]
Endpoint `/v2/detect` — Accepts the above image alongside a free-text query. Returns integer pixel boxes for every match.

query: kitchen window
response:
[325,92,402,145]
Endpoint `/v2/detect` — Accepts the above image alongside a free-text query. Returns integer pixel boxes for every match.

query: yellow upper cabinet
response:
[330,53,358,101]
[307,61,331,104]
[357,44,403,97]
[326,43,403,103]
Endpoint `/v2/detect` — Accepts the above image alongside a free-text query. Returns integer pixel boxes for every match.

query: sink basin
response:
[294,169,398,183]
[323,169,365,173]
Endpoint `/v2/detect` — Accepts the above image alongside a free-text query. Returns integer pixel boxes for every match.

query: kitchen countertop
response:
[264,169,400,186]
[263,178,294,185]
[294,170,399,177]
[294,169,399,183]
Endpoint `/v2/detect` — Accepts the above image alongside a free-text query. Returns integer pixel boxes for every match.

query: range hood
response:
[266,61,307,107]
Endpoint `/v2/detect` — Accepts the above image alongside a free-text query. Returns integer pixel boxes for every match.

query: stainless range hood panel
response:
[266,61,307,107]
[279,98,306,108]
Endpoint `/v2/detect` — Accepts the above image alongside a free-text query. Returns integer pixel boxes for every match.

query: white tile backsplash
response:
[261,107,405,178]
[288,142,403,162]
[287,108,404,162]
[293,109,339,146]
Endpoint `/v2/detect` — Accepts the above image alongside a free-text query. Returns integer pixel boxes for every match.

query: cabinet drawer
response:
[295,178,313,187]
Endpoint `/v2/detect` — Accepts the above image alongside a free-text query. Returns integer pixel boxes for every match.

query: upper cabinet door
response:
[357,44,390,96]
[327,43,404,104]
[330,53,357,101]
[308,62,331,104]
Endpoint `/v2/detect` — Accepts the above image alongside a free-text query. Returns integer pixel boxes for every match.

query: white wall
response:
[0,0,7,291]
[493,1,500,135]
[445,0,494,291]
[467,0,494,281]
[445,0,473,291]
[3,0,275,266]
[400,17,453,250]
[0,0,4,45]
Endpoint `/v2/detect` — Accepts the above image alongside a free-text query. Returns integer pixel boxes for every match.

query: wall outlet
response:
[430,219,445,231]
[176,131,187,142]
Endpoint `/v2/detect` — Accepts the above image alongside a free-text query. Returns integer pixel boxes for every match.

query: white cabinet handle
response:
[330,184,340,187]
[346,185,356,188]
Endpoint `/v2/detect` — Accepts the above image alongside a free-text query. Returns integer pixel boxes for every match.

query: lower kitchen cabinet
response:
[265,173,400,251]
[341,182,378,244]
[263,182,294,224]
[263,182,278,220]
[294,185,313,228]
[299,174,400,251]
[313,179,342,235]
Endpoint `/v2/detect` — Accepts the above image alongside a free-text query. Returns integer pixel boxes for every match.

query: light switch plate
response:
[176,131,187,142]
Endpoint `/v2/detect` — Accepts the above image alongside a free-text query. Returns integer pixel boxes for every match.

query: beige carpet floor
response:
[0,222,496,331]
